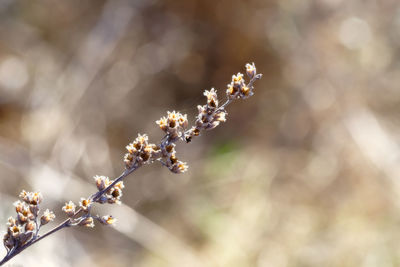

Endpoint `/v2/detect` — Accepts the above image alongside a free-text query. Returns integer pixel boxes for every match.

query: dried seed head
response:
[124,134,155,168]
[214,111,227,122]
[156,116,168,132]
[25,221,35,231]
[150,144,162,158]
[114,181,124,190]
[124,153,135,168]
[169,161,188,174]
[226,83,238,98]
[204,88,219,109]
[7,217,16,227]
[165,143,176,155]
[17,212,28,224]
[240,85,252,98]
[62,201,76,217]
[20,191,43,205]
[19,190,28,199]
[107,188,123,204]
[14,201,34,224]
[245,62,256,79]
[40,209,55,225]
[157,111,188,139]
[232,73,244,86]
[136,134,148,146]
[14,201,25,213]
[98,215,117,226]
[167,111,179,128]
[9,225,22,238]
[125,143,137,154]
[31,192,43,205]
[178,113,188,128]
[79,217,95,228]
[93,178,126,205]
[79,198,92,211]
[93,175,111,191]
[140,146,152,162]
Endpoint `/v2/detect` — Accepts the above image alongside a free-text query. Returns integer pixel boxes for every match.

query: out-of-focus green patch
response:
[209,139,239,155]
[187,195,229,241]
[204,140,241,178]
[197,205,229,240]
[142,253,169,267]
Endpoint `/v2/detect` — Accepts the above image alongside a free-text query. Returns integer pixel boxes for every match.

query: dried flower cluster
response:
[124,134,161,168]
[93,175,125,205]
[1,63,261,265]
[3,191,55,253]
[58,176,124,230]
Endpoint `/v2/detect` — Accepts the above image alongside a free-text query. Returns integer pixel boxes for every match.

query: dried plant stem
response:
[0,166,138,266]
[1,63,261,265]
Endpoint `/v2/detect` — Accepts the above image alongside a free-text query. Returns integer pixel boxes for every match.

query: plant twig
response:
[1,63,261,265]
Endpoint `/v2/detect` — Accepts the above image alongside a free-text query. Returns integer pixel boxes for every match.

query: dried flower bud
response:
[204,88,219,109]
[125,143,137,154]
[98,215,117,226]
[20,191,43,205]
[178,114,188,128]
[157,111,188,140]
[14,201,34,223]
[25,221,35,231]
[150,144,162,158]
[19,190,28,199]
[156,116,168,132]
[226,83,238,99]
[241,85,251,97]
[140,146,152,162]
[184,127,199,142]
[164,143,176,156]
[7,217,16,227]
[124,153,135,168]
[79,217,95,228]
[9,225,22,238]
[14,201,24,213]
[217,111,227,122]
[17,212,28,224]
[245,62,256,79]
[93,175,111,191]
[107,188,123,204]
[232,73,244,87]
[40,209,55,225]
[62,201,76,217]
[197,104,206,115]
[31,192,43,205]
[125,134,153,168]
[79,198,92,211]
[169,161,188,174]
[135,134,148,147]
[114,181,124,190]
[167,111,179,128]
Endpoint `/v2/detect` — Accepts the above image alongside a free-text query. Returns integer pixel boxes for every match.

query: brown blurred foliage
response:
[1,0,400,266]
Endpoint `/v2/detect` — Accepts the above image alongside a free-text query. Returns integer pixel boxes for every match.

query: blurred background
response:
[1,0,400,266]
